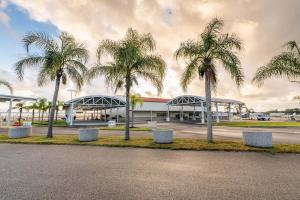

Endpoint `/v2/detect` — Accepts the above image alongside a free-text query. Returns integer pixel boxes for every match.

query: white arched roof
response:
[166,95,244,106]
[64,95,126,110]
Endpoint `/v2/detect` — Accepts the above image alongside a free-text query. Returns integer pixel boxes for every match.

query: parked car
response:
[257,114,270,121]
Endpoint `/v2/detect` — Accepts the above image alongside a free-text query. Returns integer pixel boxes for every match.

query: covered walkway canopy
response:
[166,95,245,123]
[0,94,37,126]
[64,95,126,125]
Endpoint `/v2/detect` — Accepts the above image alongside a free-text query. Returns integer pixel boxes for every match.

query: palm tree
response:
[14,102,24,125]
[175,18,244,143]
[15,32,88,138]
[253,40,300,85]
[55,100,64,121]
[41,102,48,122]
[87,28,166,140]
[130,94,143,127]
[0,80,13,94]
[37,98,46,121]
[46,101,52,121]
[26,102,38,123]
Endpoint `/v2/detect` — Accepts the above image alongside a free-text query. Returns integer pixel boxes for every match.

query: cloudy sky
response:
[0,0,299,111]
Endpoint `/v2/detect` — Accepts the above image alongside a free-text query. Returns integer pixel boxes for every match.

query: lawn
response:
[32,120,67,127]
[99,126,151,131]
[0,134,299,153]
[214,121,300,127]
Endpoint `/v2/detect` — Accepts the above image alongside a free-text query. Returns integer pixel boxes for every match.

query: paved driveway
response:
[0,144,299,200]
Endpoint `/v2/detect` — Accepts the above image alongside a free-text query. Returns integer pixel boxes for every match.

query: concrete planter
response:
[78,129,99,142]
[108,120,116,127]
[243,132,272,148]
[147,121,157,129]
[153,129,173,144]
[8,127,31,139]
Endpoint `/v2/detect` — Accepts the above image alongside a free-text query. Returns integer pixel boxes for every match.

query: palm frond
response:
[253,52,300,85]
[15,56,45,80]
[22,32,57,52]
[180,57,199,91]
[0,80,13,94]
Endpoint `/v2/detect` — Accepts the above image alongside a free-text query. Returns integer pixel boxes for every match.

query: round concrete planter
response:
[8,127,31,139]
[153,129,173,144]
[147,121,157,130]
[78,129,99,142]
[243,132,272,148]
[108,120,116,127]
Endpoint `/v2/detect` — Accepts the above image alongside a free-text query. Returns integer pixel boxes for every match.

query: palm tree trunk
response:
[47,76,61,138]
[38,110,41,121]
[205,74,213,143]
[42,111,44,121]
[32,109,35,123]
[131,110,134,128]
[125,79,130,140]
[19,108,22,125]
[55,108,58,121]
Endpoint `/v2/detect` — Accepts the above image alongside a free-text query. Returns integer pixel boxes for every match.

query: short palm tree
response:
[87,28,166,140]
[175,18,244,143]
[130,93,143,127]
[0,80,13,94]
[55,100,64,121]
[14,102,24,124]
[37,98,46,121]
[46,101,52,121]
[15,32,88,137]
[253,40,300,85]
[27,102,38,123]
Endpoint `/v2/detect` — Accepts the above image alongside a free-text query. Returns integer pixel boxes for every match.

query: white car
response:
[257,114,270,121]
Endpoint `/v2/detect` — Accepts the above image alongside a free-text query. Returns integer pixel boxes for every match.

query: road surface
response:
[0,144,299,200]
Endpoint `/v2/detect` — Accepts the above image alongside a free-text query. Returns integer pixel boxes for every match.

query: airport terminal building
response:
[64,95,245,126]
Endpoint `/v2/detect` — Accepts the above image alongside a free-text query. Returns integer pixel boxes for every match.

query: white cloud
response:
[3,0,300,111]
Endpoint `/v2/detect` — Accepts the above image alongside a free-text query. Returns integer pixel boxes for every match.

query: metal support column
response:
[7,99,13,126]
[216,102,220,123]
[201,101,205,124]
[166,105,170,122]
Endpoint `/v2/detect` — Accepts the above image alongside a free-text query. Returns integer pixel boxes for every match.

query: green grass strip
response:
[0,134,299,153]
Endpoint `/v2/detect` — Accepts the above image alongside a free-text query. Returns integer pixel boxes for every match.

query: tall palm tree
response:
[55,100,64,121]
[0,80,13,94]
[87,28,166,140]
[130,94,143,127]
[175,18,244,143]
[253,40,300,85]
[15,32,88,138]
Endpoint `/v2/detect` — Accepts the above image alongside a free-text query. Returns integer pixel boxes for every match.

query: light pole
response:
[67,89,77,126]
[67,89,77,101]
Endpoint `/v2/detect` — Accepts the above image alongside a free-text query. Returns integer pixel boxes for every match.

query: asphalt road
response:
[0,144,299,200]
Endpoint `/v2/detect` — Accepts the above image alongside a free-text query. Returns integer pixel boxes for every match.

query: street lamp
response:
[67,89,77,126]
[67,89,77,101]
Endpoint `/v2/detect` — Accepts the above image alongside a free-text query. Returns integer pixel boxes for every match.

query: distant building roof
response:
[0,94,37,102]
[141,97,171,103]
